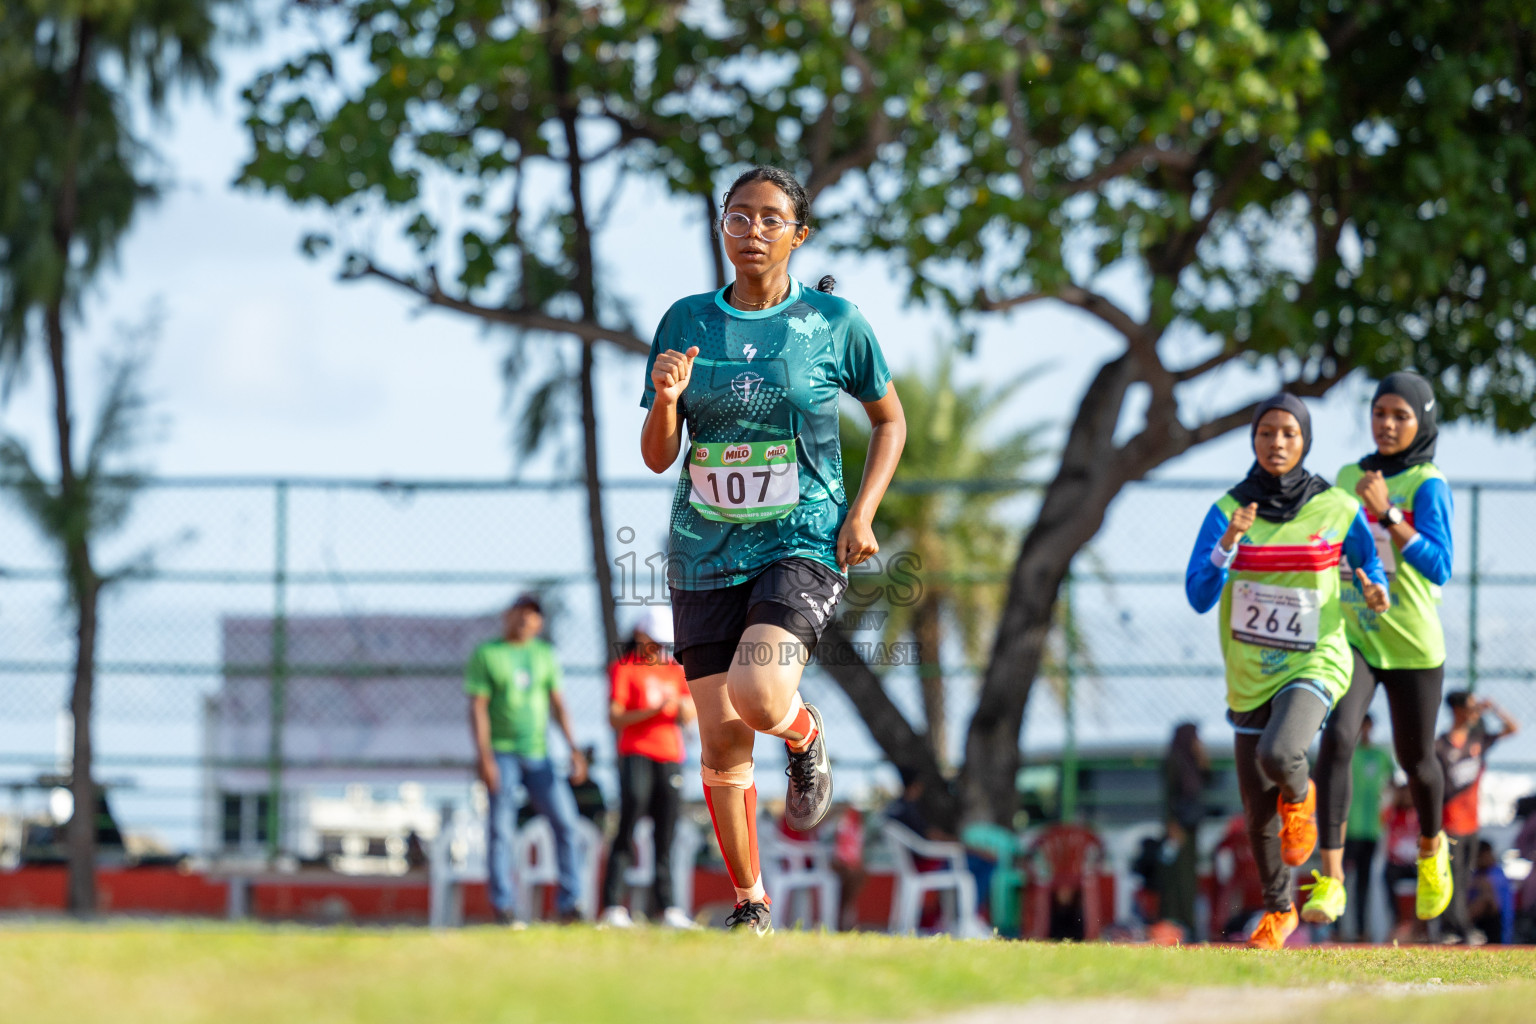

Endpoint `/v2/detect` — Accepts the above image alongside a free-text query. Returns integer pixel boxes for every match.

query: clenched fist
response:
[1221,502,1258,551]
[836,513,879,570]
[652,346,700,407]
[1355,470,1391,518]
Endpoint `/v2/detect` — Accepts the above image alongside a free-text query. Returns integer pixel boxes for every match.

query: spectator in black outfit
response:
[1162,722,1210,934]
[885,769,950,842]
[570,745,608,825]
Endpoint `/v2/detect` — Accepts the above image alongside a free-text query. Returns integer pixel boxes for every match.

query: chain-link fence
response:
[1,477,1532,864]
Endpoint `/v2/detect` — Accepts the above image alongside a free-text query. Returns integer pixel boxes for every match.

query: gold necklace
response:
[732,281,789,310]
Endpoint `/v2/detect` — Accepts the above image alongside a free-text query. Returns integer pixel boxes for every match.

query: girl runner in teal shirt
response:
[640,167,906,934]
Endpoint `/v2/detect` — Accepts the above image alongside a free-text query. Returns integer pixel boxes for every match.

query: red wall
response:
[0,867,228,916]
[0,866,902,925]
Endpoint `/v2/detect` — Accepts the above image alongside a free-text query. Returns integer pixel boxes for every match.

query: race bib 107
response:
[687,439,799,523]
[1230,580,1321,652]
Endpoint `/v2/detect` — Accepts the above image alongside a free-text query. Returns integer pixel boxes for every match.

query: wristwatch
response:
[1380,506,1405,528]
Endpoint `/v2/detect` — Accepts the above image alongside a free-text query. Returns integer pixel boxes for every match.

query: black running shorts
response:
[670,557,846,680]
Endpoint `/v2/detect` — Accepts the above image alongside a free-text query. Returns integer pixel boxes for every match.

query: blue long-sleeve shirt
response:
[1185,504,1389,614]
[1396,474,1453,585]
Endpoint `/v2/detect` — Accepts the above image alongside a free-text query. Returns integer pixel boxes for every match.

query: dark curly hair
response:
[722,165,811,228]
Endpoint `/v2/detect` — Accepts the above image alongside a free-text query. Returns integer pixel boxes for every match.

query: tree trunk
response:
[911,592,947,768]
[49,299,99,916]
[957,354,1139,824]
[816,621,956,831]
[51,16,98,917]
[578,344,619,654]
[822,345,1328,828]
[950,345,1343,825]
[66,576,100,915]
[548,0,619,656]
[702,190,726,290]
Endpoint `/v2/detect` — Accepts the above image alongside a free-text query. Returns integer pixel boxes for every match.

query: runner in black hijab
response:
[1305,368,1455,931]
[1227,393,1331,522]
[1358,371,1438,475]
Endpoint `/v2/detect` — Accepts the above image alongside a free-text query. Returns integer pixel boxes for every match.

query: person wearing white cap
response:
[598,608,697,928]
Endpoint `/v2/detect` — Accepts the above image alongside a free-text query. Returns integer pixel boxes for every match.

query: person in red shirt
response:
[599,610,697,928]
[1435,690,1519,943]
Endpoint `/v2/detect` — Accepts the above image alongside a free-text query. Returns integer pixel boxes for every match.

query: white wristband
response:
[1210,541,1239,569]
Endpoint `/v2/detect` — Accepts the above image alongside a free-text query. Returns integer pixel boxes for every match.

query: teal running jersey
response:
[641,279,892,590]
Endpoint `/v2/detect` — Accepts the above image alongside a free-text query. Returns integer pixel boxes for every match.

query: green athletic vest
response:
[1335,462,1447,670]
[1215,487,1360,712]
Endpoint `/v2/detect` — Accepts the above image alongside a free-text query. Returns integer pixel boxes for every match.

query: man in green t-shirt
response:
[466,593,587,924]
[1343,713,1395,938]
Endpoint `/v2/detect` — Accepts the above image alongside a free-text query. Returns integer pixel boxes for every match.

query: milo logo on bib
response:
[687,439,800,523]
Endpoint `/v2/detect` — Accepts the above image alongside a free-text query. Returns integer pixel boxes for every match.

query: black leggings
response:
[1316,648,1445,849]
[1342,837,1378,937]
[601,754,683,911]
[1234,685,1331,913]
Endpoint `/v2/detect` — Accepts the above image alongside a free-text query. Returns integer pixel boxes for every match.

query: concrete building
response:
[203,613,497,871]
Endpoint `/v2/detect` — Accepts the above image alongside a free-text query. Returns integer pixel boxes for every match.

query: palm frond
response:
[81,317,162,536]
[839,335,1056,689]
[0,435,58,531]
[514,371,574,461]
[970,362,1055,424]
[100,526,198,588]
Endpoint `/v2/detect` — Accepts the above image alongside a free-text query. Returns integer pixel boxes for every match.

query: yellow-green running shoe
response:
[1300,870,1347,924]
[1417,831,1454,920]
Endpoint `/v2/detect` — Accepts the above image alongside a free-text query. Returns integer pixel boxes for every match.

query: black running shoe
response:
[784,703,833,831]
[724,899,773,936]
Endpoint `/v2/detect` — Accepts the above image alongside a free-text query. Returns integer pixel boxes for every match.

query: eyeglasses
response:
[721,212,802,242]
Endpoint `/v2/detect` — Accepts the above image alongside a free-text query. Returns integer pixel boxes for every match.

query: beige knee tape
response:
[765,693,806,738]
[700,763,755,790]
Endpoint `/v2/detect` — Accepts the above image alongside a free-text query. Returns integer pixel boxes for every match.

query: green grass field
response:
[3,926,1535,1023]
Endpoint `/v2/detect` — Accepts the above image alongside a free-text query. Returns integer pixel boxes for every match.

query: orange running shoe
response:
[1279,779,1318,867]
[1247,906,1299,950]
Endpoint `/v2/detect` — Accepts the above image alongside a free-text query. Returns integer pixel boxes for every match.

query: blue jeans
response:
[487,753,581,915]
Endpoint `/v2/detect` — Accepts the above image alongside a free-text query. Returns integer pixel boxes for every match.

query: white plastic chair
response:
[514,816,604,921]
[619,816,704,915]
[759,818,840,930]
[428,808,485,928]
[880,819,987,937]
